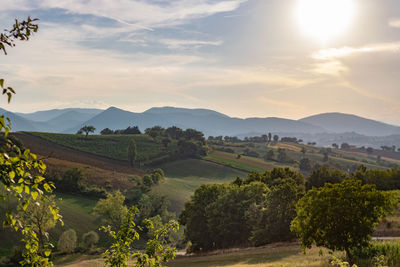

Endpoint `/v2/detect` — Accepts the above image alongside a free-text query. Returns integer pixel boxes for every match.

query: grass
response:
[30,132,165,162]
[58,243,343,267]
[153,159,247,212]
[158,159,247,180]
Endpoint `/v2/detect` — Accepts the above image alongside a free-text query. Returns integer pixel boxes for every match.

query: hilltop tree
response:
[127,138,137,166]
[78,125,96,137]
[366,147,374,156]
[101,128,114,135]
[291,180,394,264]
[273,134,279,143]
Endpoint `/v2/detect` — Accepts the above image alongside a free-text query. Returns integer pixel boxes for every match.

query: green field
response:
[152,159,247,212]
[0,193,101,257]
[30,132,166,162]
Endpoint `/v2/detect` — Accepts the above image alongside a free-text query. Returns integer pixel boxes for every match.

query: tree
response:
[0,17,62,266]
[82,231,99,251]
[161,137,171,149]
[128,138,137,166]
[78,125,96,137]
[101,128,114,135]
[93,191,128,230]
[249,179,299,245]
[273,134,279,142]
[366,147,374,156]
[58,229,77,254]
[263,149,274,161]
[299,158,312,173]
[100,207,179,267]
[306,166,347,190]
[341,142,350,150]
[291,180,394,264]
[16,195,57,252]
[268,132,272,143]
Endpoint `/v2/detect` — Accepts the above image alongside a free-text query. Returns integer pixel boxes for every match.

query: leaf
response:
[44,250,51,257]
[0,79,3,88]
[31,191,38,200]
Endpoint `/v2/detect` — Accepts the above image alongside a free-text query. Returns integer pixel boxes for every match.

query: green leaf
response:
[44,250,51,257]
[31,191,38,200]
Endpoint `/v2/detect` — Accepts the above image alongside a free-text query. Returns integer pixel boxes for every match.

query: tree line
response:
[179,166,398,265]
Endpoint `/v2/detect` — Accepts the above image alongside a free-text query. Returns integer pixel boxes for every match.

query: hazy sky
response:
[1,0,400,124]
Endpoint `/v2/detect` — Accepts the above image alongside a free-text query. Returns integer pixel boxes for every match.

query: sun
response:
[295,0,356,43]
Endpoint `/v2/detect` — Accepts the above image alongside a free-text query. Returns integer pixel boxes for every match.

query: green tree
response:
[82,231,99,251]
[128,138,137,166]
[299,158,312,173]
[93,191,128,230]
[16,195,58,253]
[249,179,300,245]
[101,128,114,135]
[291,180,394,264]
[100,207,179,267]
[306,166,346,190]
[0,17,62,266]
[78,125,96,137]
[58,229,77,254]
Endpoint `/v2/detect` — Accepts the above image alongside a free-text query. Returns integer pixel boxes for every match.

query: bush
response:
[58,229,77,254]
[82,231,99,250]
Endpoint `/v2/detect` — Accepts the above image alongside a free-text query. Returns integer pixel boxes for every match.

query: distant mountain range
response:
[2,106,400,148]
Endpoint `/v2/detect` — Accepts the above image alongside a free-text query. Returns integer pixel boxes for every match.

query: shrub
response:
[58,229,77,254]
[82,231,99,250]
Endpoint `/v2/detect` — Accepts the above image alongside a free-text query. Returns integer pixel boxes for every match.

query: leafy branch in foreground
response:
[0,17,38,103]
[100,207,179,267]
[0,17,63,266]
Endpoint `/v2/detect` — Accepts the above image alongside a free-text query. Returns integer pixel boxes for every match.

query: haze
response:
[1,0,400,125]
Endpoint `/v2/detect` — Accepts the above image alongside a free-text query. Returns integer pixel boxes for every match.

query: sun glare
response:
[295,0,356,43]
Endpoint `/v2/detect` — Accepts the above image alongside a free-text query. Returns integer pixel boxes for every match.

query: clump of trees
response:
[179,168,304,252]
[101,126,142,135]
[291,180,394,264]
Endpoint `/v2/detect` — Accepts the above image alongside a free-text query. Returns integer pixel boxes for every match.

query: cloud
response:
[312,42,400,60]
[158,39,223,49]
[389,18,400,28]
[2,0,247,30]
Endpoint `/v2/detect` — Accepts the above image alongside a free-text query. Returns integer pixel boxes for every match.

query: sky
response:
[1,0,400,125]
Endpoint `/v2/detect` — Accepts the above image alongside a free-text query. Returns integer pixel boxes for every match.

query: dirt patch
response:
[13,132,145,176]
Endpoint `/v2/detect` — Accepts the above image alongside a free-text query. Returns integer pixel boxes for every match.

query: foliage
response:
[128,138,137,166]
[100,207,179,267]
[77,125,96,137]
[305,166,347,190]
[93,191,128,230]
[249,179,301,245]
[101,126,142,135]
[58,229,77,254]
[16,195,58,251]
[352,165,400,191]
[82,231,99,250]
[291,180,394,263]
[179,168,305,252]
[299,158,312,173]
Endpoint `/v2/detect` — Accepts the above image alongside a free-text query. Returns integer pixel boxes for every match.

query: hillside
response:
[3,107,400,149]
[300,112,400,136]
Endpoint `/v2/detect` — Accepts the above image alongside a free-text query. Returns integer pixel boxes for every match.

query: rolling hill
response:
[2,107,400,149]
[300,112,400,136]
